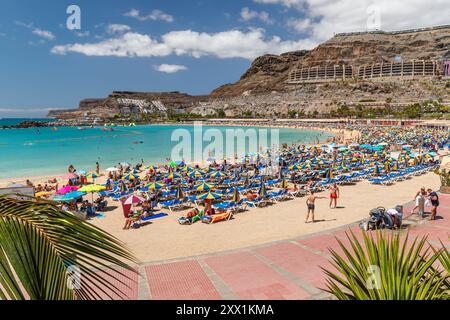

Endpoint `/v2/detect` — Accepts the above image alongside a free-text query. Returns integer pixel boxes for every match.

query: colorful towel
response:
[141,213,168,221]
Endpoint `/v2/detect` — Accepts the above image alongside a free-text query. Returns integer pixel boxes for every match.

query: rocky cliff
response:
[48,25,450,119]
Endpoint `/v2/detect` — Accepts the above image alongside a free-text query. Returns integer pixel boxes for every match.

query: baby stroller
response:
[361,207,394,231]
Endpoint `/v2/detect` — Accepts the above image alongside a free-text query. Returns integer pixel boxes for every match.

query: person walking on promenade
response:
[427,188,439,220]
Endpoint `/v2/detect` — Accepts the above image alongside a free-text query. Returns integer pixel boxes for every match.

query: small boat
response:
[51,127,58,131]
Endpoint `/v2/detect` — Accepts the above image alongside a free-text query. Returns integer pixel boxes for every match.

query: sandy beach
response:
[1,123,446,264]
[87,168,441,263]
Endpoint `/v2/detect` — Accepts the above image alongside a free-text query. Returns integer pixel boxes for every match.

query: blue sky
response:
[0,0,448,117]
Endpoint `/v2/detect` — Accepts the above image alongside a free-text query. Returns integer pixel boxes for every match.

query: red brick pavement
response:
[115,195,450,300]
[145,260,221,300]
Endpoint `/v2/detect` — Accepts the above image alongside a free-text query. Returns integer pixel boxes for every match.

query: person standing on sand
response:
[329,183,339,209]
[96,162,100,175]
[305,190,325,223]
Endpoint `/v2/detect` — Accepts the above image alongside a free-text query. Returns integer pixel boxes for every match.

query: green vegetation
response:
[323,231,449,300]
[0,196,138,300]
[331,100,449,119]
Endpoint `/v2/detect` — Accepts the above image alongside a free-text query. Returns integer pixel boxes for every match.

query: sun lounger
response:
[159,199,186,212]
[202,211,233,224]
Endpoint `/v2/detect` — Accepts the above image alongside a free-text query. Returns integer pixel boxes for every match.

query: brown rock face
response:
[48,25,450,120]
[211,51,309,97]
[212,26,450,97]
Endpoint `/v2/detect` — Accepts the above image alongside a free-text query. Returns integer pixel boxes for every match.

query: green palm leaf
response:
[321,230,449,300]
[0,195,139,300]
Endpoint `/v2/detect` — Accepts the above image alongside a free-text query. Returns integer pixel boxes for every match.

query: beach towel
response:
[141,213,168,221]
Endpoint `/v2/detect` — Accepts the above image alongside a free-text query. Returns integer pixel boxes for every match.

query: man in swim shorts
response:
[329,183,339,209]
[306,190,325,223]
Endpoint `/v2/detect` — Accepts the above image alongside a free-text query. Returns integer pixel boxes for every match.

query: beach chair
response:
[202,210,233,224]
[159,199,185,212]
[214,201,237,212]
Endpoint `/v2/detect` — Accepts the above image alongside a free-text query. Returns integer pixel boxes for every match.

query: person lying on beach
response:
[246,192,258,201]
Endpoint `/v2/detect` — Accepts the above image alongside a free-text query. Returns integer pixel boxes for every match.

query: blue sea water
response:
[0,124,333,179]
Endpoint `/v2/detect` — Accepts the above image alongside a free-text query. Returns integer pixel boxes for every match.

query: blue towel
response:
[141,213,168,221]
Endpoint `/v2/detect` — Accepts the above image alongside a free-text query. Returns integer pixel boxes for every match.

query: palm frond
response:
[0,195,139,300]
[321,230,449,300]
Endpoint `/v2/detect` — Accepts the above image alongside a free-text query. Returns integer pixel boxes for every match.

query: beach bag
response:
[178,218,191,225]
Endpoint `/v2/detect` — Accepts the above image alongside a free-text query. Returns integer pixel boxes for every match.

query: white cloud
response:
[154,64,188,73]
[286,18,312,33]
[240,7,274,24]
[255,0,450,43]
[15,21,56,41]
[51,28,316,60]
[106,24,131,34]
[74,31,90,38]
[124,9,174,23]
[32,28,55,40]
[254,0,305,9]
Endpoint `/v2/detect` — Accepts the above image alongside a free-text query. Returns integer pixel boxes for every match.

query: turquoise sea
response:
[0,122,333,179]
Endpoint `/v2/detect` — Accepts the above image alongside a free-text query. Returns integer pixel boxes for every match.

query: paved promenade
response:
[98,195,450,300]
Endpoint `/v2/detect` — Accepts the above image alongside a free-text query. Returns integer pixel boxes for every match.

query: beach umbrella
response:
[332,153,337,163]
[79,184,106,193]
[243,175,251,187]
[123,195,145,205]
[231,188,241,203]
[182,165,194,172]
[210,171,226,179]
[176,185,185,199]
[195,183,213,192]
[86,172,99,181]
[288,164,302,171]
[373,165,380,176]
[166,172,180,180]
[35,191,52,198]
[57,186,79,195]
[168,161,178,167]
[197,192,222,200]
[123,173,138,181]
[147,182,165,190]
[258,183,267,198]
[279,177,288,189]
[189,170,205,178]
[326,168,334,179]
[105,167,119,173]
[53,191,86,202]
[391,162,398,171]
[79,184,106,202]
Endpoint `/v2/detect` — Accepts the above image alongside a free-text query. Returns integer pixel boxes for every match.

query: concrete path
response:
[98,194,450,300]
